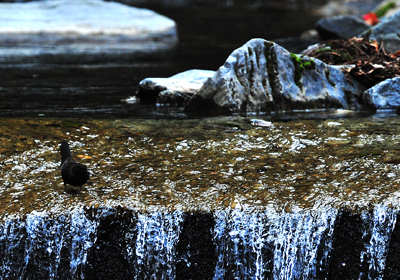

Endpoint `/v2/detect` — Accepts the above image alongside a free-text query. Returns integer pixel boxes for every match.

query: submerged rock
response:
[316,16,370,40]
[137,69,215,103]
[0,0,177,55]
[363,77,400,109]
[185,38,365,115]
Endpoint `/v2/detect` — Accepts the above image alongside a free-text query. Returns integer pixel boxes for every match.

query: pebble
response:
[249,119,273,127]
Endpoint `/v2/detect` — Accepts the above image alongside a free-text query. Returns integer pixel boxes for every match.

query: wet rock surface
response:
[2,1,400,278]
[2,114,400,215]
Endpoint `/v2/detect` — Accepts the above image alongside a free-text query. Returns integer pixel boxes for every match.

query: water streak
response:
[213,210,268,280]
[134,211,184,279]
[270,209,337,279]
[0,217,25,279]
[0,208,99,280]
[359,205,397,280]
[213,208,337,280]
[69,208,99,279]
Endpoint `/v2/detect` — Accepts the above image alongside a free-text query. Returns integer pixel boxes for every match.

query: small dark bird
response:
[60,140,90,191]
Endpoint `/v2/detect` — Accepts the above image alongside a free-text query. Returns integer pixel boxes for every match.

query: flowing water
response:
[2,113,400,278]
[2,2,400,279]
[3,113,400,214]
[1,205,400,279]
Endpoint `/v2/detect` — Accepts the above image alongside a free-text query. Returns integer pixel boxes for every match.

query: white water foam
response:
[134,211,184,279]
[213,208,337,280]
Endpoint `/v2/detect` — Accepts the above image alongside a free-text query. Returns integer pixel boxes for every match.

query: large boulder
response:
[316,16,370,40]
[185,39,365,115]
[0,0,177,55]
[362,10,400,53]
[363,77,400,109]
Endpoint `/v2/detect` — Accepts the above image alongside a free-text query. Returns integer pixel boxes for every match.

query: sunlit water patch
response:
[1,115,400,217]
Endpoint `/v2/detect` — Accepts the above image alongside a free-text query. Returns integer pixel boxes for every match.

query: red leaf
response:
[363,12,379,25]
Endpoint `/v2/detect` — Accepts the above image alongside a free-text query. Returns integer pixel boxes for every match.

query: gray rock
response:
[0,0,177,55]
[316,16,370,40]
[363,77,400,109]
[316,0,383,17]
[363,10,400,53]
[185,38,365,115]
[137,69,215,103]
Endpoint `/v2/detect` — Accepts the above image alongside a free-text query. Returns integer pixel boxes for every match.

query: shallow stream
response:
[2,112,400,218]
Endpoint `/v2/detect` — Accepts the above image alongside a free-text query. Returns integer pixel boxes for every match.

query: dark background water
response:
[0,3,322,118]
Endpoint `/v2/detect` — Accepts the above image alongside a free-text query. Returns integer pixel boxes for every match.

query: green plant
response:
[375,1,396,18]
[290,53,316,90]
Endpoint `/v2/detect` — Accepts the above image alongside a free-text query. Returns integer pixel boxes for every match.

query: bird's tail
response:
[60,141,72,165]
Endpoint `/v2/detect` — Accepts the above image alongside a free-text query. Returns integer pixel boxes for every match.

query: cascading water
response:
[213,210,269,279]
[0,208,99,280]
[359,205,397,280]
[2,116,400,279]
[270,209,337,279]
[1,206,399,279]
[213,208,337,280]
[134,212,184,279]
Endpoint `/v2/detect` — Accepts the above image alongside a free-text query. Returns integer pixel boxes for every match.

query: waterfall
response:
[359,205,397,280]
[270,209,337,279]
[0,208,99,280]
[213,208,337,280]
[213,210,269,280]
[0,206,399,279]
[1,216,25,279]
[133,212,184,279]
